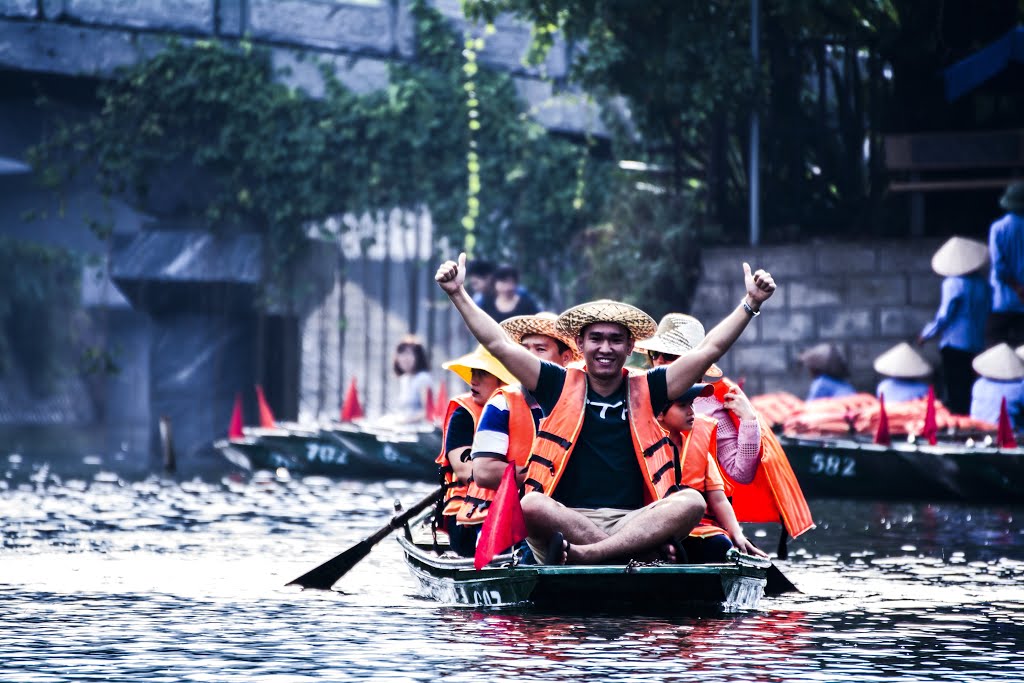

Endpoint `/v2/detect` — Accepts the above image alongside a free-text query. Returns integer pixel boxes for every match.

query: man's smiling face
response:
[577,322,633,381]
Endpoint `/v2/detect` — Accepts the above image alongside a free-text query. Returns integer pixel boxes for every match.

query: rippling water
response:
[2,452,1022,682]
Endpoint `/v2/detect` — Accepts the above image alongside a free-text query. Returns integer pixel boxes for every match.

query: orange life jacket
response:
[711,378,815,537]
[456,386,538,525]
[677,414,729,539]
[436,393,484,517]
[523,368,680,505]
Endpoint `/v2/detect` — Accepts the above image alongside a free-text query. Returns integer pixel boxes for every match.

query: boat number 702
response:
[808,452,855,477]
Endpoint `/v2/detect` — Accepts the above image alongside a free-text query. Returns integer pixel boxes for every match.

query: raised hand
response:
[742,262,776,308]
[435,252,467,295]
[723,388,756,421]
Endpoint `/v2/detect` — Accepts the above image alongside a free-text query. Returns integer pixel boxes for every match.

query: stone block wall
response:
[688,240,945,399]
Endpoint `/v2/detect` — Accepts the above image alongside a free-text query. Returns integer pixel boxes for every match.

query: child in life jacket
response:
[657,384,767,563]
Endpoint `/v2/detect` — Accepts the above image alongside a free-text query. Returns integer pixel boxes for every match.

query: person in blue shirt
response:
[918,237,990,415]
[798,343,856,401]
[873,342,933,403]
[969,343,1024,429]
[987,182,1024,348]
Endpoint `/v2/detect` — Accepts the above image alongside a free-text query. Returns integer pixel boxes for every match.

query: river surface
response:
[2,452,1022,682]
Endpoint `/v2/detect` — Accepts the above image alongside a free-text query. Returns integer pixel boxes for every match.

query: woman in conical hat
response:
[798,343,856,401]
[969,343,1024,429]
[987,181,1024,349]
[918,236,990,415]
[873,342,933,403]
[638,313,762,484]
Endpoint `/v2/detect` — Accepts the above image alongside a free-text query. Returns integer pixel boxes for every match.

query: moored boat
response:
[397,526,771,612]
[780,434,1024,503]
[214,421,441,481]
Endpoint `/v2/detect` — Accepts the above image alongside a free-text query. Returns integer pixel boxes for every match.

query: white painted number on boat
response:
[809,452,855,477]
[471,589,502,606]
[304,442,348,465]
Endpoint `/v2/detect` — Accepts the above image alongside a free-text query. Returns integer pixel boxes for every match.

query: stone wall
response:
[0,0,601,135]
[689,240,945,399]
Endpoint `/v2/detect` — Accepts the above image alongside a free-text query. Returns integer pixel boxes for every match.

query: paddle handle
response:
[364,486,444,547]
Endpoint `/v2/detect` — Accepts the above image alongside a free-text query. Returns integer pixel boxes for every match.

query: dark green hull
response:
[214,423,440,481]
[398,535,768,612]
[781,435,1024,503]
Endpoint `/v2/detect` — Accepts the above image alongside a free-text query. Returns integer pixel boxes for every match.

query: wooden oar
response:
[286,486,444,590]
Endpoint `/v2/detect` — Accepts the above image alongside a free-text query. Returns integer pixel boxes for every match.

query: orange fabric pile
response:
[750,392,805,428]
[751,391,998,438]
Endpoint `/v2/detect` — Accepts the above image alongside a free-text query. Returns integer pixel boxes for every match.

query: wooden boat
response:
[780,434,1024,503]
[214,421,440,481]
[397,522,771,612]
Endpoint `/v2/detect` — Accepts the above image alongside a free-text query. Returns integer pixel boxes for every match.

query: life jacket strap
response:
[536,430,572,450]
[643,435,674,458]
[524,477,545,493]
[651,460,674,485]
[527,453,557,474]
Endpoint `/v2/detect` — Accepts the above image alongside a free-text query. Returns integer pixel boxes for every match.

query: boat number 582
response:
[809,453,855,477]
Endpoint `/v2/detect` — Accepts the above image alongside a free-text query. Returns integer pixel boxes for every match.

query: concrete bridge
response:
[0,0,598,135]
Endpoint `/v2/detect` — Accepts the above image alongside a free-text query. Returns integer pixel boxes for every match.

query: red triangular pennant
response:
[255,384,276,428]
[874,393,891,446]
[997,396,1017,448]
[228,393,244,440]
[340,378,364,421]
[921,385,938,446]
[433,380,449,424]
[474,463,528,570]
[423,385,435,423]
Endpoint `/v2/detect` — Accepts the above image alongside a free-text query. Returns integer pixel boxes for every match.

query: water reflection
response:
[2,455,1023,682]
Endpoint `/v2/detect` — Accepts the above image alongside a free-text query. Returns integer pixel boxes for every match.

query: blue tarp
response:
[944,27,1024,101]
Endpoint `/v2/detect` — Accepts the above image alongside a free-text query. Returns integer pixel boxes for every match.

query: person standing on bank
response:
[987,182,1024,348]
[435,252,776,565]
[478,264,541,323]
[917,237,990,415]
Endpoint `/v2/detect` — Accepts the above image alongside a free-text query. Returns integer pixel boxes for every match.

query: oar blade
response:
[286,540,373,590]
[764,563,800,596]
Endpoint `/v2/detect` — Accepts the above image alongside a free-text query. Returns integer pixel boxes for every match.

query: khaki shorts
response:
[526,500,661,564]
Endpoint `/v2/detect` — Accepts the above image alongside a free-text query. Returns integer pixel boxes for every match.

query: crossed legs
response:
[522,489,707,565]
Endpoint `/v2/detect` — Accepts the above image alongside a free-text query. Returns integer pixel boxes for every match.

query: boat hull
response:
[781,436,1024,503]
[398,535,768,612]
[214,424,440,481]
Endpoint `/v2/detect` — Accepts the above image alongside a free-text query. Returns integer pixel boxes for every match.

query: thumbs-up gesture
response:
[743,262,776,308]
[435,252,467,295]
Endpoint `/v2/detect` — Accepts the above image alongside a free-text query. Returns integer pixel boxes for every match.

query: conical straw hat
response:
[930,236,988,277]
[872,342,932,378]
[1015,343,1024,362]
[500,312,580,360]
[972,343,1024,381]
[442,345,517,386]
[556,299,657,341]
[798,342,849,378]
[634,312,722,378]
[634,313,705,355]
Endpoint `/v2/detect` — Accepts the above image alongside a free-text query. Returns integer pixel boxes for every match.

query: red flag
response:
[254,384,276,428]
[874,393,891,446]
[921,385,938,445]
[474,463,528,570]
[433,380,449,424]
[340,378,364,421]
[228,393,244,440]
[423,385,435,423]
[997,396,1017,448]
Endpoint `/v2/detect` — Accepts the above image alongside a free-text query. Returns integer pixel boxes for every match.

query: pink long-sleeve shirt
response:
[692,395,762,484]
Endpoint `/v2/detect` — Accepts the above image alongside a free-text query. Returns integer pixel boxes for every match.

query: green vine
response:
[29,1,610,303]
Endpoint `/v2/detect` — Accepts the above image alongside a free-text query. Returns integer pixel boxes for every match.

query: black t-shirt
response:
[444,406,475,456]
[531,362,670,509]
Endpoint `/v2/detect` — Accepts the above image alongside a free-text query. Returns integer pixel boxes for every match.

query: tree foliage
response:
[29,1,610,301]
